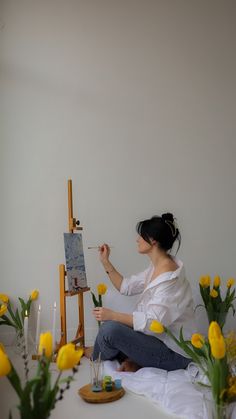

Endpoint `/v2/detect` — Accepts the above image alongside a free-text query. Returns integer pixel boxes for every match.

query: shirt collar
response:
[145,258,183,289]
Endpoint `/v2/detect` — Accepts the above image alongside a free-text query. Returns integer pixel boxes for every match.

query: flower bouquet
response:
[197,276,235,329]
[0,290,39,336]
[91,283,107,327]
[149,320,236,419]
[0,331,83,419]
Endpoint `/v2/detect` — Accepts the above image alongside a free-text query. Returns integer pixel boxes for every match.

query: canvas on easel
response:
[64,233,88,291]
[58,179,90,350]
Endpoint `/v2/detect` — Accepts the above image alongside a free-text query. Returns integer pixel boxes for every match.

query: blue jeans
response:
[92,321,190,371]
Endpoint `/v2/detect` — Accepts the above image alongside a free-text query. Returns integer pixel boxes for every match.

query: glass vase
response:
[13,329,25,354]
[204,392,232,419]
[90,357,103,392]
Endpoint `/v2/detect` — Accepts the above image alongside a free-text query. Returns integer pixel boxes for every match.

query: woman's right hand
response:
[99,243,110,264]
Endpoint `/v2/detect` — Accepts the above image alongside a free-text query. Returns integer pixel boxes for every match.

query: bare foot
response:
[84,346,94,359]
[117,358,141,372]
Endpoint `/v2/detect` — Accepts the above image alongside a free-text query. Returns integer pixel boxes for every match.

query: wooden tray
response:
[78,383,125,403]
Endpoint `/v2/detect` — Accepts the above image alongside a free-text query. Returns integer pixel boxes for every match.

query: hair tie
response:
[164,219,178,237]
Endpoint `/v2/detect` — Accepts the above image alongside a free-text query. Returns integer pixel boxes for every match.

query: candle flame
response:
[25,310,28,316]
[54,302,57,309]
[39,305,41,311]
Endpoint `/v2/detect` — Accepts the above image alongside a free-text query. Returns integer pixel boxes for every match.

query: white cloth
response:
[103,360,236,419]
[120,258,196,357]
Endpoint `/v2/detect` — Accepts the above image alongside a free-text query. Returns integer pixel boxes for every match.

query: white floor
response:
[1,348,183,419]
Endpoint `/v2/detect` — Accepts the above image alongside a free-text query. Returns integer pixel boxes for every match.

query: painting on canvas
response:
[63,233,87,291]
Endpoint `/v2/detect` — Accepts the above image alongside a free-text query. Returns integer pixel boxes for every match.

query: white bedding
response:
[102,289,236,418]
[103,360,236,419]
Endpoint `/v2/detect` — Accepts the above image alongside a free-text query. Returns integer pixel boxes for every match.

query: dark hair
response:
[136,212,181,253]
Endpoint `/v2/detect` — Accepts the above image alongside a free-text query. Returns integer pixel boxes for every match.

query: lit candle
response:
[24,310,29,354]
[35,304,41,351]
[52,302,57,351]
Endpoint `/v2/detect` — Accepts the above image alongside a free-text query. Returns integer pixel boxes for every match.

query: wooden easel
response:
[58,179,90,350]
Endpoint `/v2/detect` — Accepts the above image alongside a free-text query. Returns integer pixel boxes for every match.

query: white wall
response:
[1,0,236,344]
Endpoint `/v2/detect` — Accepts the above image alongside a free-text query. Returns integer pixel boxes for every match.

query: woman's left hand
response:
[93,307,115,322]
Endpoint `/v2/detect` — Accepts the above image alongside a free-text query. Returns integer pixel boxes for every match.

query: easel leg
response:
[78,293,85,347]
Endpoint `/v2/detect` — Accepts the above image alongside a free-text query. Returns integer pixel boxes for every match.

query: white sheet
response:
[102,290,236,418]
[103,360,236,419]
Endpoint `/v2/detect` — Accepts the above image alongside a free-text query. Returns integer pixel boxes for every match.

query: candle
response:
[52,302,57,351]
[24,310,29,354]
[35,304,41,351]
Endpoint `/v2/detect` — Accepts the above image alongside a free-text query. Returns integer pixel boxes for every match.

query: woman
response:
[87,213,195,372]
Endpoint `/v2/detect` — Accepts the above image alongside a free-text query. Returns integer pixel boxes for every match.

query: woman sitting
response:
[86,212,195,372]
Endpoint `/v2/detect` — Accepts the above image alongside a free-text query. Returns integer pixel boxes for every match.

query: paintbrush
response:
[87,246,114,249]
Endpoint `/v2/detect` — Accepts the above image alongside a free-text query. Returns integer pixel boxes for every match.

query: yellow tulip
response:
[210,334,226,359]
[0,347,11,376]
[199,275,211,288]
[0,294,9,304]
[213,275,221,288]
[191,333,205,349]
[30,289,39,300]
[208,321,226,359]
[97,283,107,296]
[199,276,206,287]
[149,320,165,334]
[227,278,235,288]
[0,304,7,317]
[205,275,211,286]
[38,332,53,358]
[210,289,218,298]
[56,343,83,370]
[208,321,222,340]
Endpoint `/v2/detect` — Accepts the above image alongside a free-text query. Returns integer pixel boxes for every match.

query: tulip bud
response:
[30,290,39,301]
[0,304,8,317]
[191,333,205,349]
[210,289,218,298]
[38,332,53,358]
[0,347,11,376]
[149,320,165,334]
[0,294,9,304]
[227,278,235,288]
[213,275,221,288]
[56,343,83,370]
[97,283,107,296]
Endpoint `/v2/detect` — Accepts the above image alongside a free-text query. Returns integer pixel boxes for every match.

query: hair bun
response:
[161,212,174,222]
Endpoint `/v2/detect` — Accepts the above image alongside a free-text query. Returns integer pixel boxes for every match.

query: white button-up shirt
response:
[120,258,196,357]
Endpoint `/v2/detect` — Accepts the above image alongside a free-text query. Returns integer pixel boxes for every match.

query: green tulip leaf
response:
[91,292,99,307]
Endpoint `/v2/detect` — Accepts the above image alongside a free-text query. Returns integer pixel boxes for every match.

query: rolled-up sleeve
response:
[133,311,147,330]
[132,301,175,332]
[132,278,194,332]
